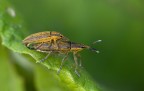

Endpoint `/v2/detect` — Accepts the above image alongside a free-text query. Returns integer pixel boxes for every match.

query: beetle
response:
[23,31,101,76]
[23,31,69,49]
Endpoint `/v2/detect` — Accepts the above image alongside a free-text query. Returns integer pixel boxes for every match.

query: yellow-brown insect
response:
[23,31,101,76]
[23,31,69,49]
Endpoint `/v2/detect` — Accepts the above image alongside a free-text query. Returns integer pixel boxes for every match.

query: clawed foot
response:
[36,58,46,63]
[57,67,62,75]
[75,69,80,77]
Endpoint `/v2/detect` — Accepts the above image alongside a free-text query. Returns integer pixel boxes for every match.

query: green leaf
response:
[0,0,101,91]
[0,44,25,91]
[35,63,71,91]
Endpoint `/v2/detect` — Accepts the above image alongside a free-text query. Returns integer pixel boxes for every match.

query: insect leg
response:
[39,51,52,62]
[57,53,69,74]
[35,43,44,49]
[73,52,80,77]
[53,39,59,49]
[77,54,82,67]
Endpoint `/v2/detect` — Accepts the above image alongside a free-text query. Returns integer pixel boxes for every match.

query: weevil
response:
[23,31,69,49]
[23,31,101,77]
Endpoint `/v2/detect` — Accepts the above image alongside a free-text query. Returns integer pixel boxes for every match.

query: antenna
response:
[89,48,100,54]
[89,39,102,53]
[92,40,102,44]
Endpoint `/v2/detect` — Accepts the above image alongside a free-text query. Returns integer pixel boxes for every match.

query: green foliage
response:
[0,0,101,91]
[0,45,25,91]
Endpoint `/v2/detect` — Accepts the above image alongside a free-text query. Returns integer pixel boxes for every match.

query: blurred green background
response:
[1,0,144,91]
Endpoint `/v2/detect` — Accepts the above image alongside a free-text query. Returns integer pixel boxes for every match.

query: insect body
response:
[23,31,100,76]
[23,31,69,49]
